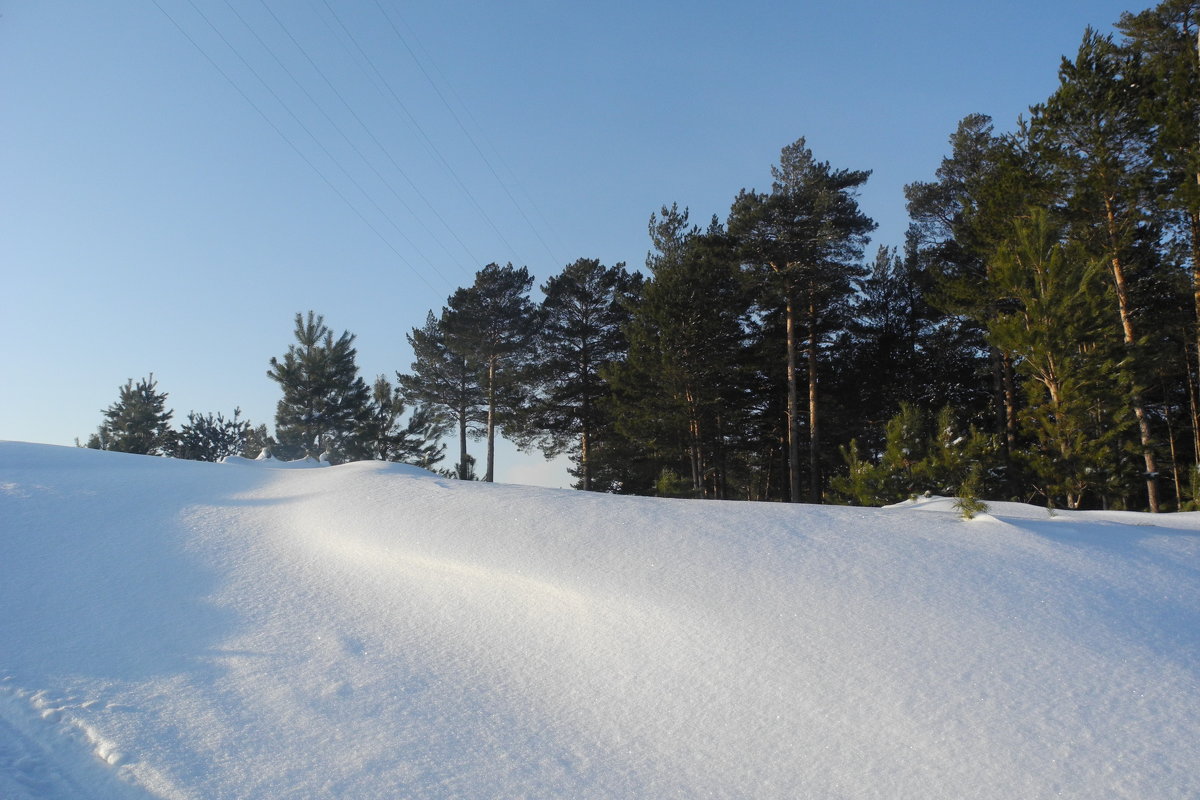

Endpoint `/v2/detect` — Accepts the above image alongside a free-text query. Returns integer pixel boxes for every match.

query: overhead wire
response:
[218,0,471,279]
[178,0,454,293]
[255,0,482,276]
[371,0,564,268]
[150,0,451,297]
[315,0,527,268]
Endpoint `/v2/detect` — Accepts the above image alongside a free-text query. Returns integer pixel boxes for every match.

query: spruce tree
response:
[267,311,372,463]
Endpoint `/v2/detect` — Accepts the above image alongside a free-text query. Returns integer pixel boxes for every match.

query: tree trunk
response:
[485,358,496,482]
[785,294,802,503]
[1190,208,1200,462]
[1186,343,1200,464]
[458,411,469,481]
[1106,198,1160,512]
[807,291,821,504]
[579,423,592,492]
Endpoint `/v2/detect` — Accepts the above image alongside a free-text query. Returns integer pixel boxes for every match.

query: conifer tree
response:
[522,257,641,491]
[1117,1,1200,469]
[267,311,372,463]
[1030,28,1167,510]
[174,408,258,462]
[987,210,1124,507]
[362,375,447,469]
[441,264,541,482]
[86,374,176,455]
[729,138,875,502]
[606,209,754,498]
[397,311,484,481]
[830,246,988,462]
[904,115,1051,465]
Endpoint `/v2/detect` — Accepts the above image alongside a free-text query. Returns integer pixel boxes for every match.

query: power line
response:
[372,0,564,268]
[256,0,483,276]
[316,0,526,267]
[180,0,454,292]
[151,0,449,296]
[220,0,470,278]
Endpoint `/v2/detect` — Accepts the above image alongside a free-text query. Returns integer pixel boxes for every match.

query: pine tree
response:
[830,245,989,463]
[523,257,641,491]
[829,403,1000,506]
[1030,29,1167,510]
[1117,1,1200,481]
[442,264,541,482]
[904,114,1050,466]
[397,311,484,481]
[267,311,372,463]
[987,209,1125,508]
[174,408,258,462]
[362,375,447,469]
[729,138,875,502]
[86,374,176,455]
[606,210,754,498]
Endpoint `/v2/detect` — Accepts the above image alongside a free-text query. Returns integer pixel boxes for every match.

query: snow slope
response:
[1,440,1198,799]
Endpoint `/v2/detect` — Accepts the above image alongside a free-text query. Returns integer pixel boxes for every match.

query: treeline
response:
[84,1,1200,510]
[80,314,447,472]
[399,0,1200,510]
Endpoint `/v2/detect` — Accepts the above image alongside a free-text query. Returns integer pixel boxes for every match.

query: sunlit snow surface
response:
[1,441,1198,799]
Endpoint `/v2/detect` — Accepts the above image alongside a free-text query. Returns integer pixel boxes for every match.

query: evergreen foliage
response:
[174,408,259,462]
[362,376,447,469]
[829,404,1002,506]
[442,263,541,482]
[987,210,1125,508]
[267,312,372,463]
[86,375,176,456]
[605,208,757,498]
[523,257,641,491]
[729,138,875,502]
[1030,27,1168,510]
[954,464,990,520]
[76,1,1200,510]
[398,311,485,480]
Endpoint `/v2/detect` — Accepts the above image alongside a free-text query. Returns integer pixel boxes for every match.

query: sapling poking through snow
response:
[955,465,989,520]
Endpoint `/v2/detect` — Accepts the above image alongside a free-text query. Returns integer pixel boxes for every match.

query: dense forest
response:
[84,1,1200,511]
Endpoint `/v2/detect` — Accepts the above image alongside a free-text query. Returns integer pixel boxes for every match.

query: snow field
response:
[1,441,1198,798]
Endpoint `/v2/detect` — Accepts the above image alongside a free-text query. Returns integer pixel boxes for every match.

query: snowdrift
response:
[1,441,1198,799]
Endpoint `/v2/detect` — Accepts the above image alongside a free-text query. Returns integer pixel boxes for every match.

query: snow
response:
[1,441,1198,799]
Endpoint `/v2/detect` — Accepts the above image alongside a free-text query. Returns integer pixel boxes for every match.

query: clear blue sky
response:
[1,0,1139,486]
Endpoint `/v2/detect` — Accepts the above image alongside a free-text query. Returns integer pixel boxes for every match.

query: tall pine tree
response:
[397,311,484,481]
[1030,28,1167,510]
[522,257,641,491]
[442,264,541,482]
[729,138,875,502]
